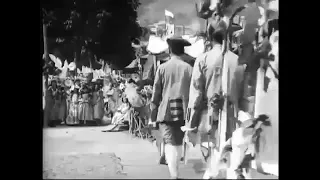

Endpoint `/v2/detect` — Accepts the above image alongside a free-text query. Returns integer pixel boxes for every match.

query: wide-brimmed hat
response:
[166,36,191,47]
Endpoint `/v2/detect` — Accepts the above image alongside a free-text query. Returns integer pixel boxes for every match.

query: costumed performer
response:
[149,35,193,179]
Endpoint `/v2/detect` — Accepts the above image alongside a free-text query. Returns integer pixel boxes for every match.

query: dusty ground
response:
[43,125,278,179]
[43,126,205,179]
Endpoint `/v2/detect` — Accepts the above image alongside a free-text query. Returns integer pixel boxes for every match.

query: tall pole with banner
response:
[165,9,175,38]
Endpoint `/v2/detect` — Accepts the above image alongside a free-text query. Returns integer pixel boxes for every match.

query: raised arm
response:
[150,67,162,122]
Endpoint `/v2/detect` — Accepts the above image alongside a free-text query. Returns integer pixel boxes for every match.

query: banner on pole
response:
[165,9,175,38]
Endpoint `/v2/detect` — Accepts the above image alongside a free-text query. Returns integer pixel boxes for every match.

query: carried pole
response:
[217,6,246,152]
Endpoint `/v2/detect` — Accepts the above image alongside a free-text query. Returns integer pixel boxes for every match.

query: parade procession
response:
[42,0,278,179]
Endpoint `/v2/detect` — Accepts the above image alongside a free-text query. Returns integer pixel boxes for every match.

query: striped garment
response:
[169,98,184,122]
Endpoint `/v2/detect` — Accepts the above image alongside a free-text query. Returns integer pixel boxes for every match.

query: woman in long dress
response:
[92,83,104,124]
[111,97,130,125]
[105,84,117,117]
[44,80,55,127]
[58,86,68,124]
[65,87,72,122]
[48,80,60,126]
[78,85,93,125]
[66,88,80,125]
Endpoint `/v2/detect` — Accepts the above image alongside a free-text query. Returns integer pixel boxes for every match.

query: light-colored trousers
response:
[165,144,183,179]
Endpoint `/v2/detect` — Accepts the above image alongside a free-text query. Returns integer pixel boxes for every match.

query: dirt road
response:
[43,126,204,179]
[43,126,277,179]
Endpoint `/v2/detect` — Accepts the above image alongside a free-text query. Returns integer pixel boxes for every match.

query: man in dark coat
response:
[150,36,193,179]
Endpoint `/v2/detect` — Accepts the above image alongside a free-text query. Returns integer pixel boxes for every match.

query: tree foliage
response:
[41,0,143,70]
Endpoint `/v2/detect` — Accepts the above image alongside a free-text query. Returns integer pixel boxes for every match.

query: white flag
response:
[165,9,175,38]
[165,9,174,18]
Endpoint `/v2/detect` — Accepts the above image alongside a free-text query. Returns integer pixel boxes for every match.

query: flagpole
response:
[74,52,77,77]
[164,12,167,38]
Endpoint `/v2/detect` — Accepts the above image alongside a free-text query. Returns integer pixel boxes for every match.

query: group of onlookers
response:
[43,74,151,127]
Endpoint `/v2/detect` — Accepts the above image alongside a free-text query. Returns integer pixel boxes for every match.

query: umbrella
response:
[147,35,169,54]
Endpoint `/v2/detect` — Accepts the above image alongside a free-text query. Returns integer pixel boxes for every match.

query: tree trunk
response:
[74,39,81,75]
[43,22,49,127]
[43,22,49,88]
[74,51,77,76]
[89,58,92,70]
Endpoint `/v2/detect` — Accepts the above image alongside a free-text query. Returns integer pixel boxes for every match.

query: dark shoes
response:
[158,154,167,165]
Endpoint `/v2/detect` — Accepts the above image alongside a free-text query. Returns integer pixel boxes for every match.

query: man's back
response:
[188,44,244,109]
[188,44,245,134]
[151,55,193,123]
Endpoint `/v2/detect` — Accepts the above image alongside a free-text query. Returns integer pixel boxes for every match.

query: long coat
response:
[150,55,193,123]
[187,44,245,137]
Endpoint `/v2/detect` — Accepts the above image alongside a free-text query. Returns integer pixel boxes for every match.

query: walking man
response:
[150,36,193,179]
[185,19,245,178]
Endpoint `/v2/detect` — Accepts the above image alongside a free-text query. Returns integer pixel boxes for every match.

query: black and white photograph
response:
[41,0,278,179]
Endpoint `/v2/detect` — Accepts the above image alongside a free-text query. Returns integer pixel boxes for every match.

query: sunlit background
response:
[137,0,206,34]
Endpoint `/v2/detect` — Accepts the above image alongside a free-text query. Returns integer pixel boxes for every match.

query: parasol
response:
[147,35,169,54]
[68,62,76,71]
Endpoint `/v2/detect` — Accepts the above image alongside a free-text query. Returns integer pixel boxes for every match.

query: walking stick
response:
[183,108,191,165]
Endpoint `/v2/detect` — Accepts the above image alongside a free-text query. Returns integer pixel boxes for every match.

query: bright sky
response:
[137,0,206,31]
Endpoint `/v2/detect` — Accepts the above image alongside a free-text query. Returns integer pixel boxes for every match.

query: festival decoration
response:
[49,54,62,69]
[59,60,68,79]
[68,62,76,71]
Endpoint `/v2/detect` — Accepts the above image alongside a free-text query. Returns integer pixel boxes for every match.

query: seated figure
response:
[111,97,131,125]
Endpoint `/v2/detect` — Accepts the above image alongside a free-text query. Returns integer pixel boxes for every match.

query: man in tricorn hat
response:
[150,36,193,179]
